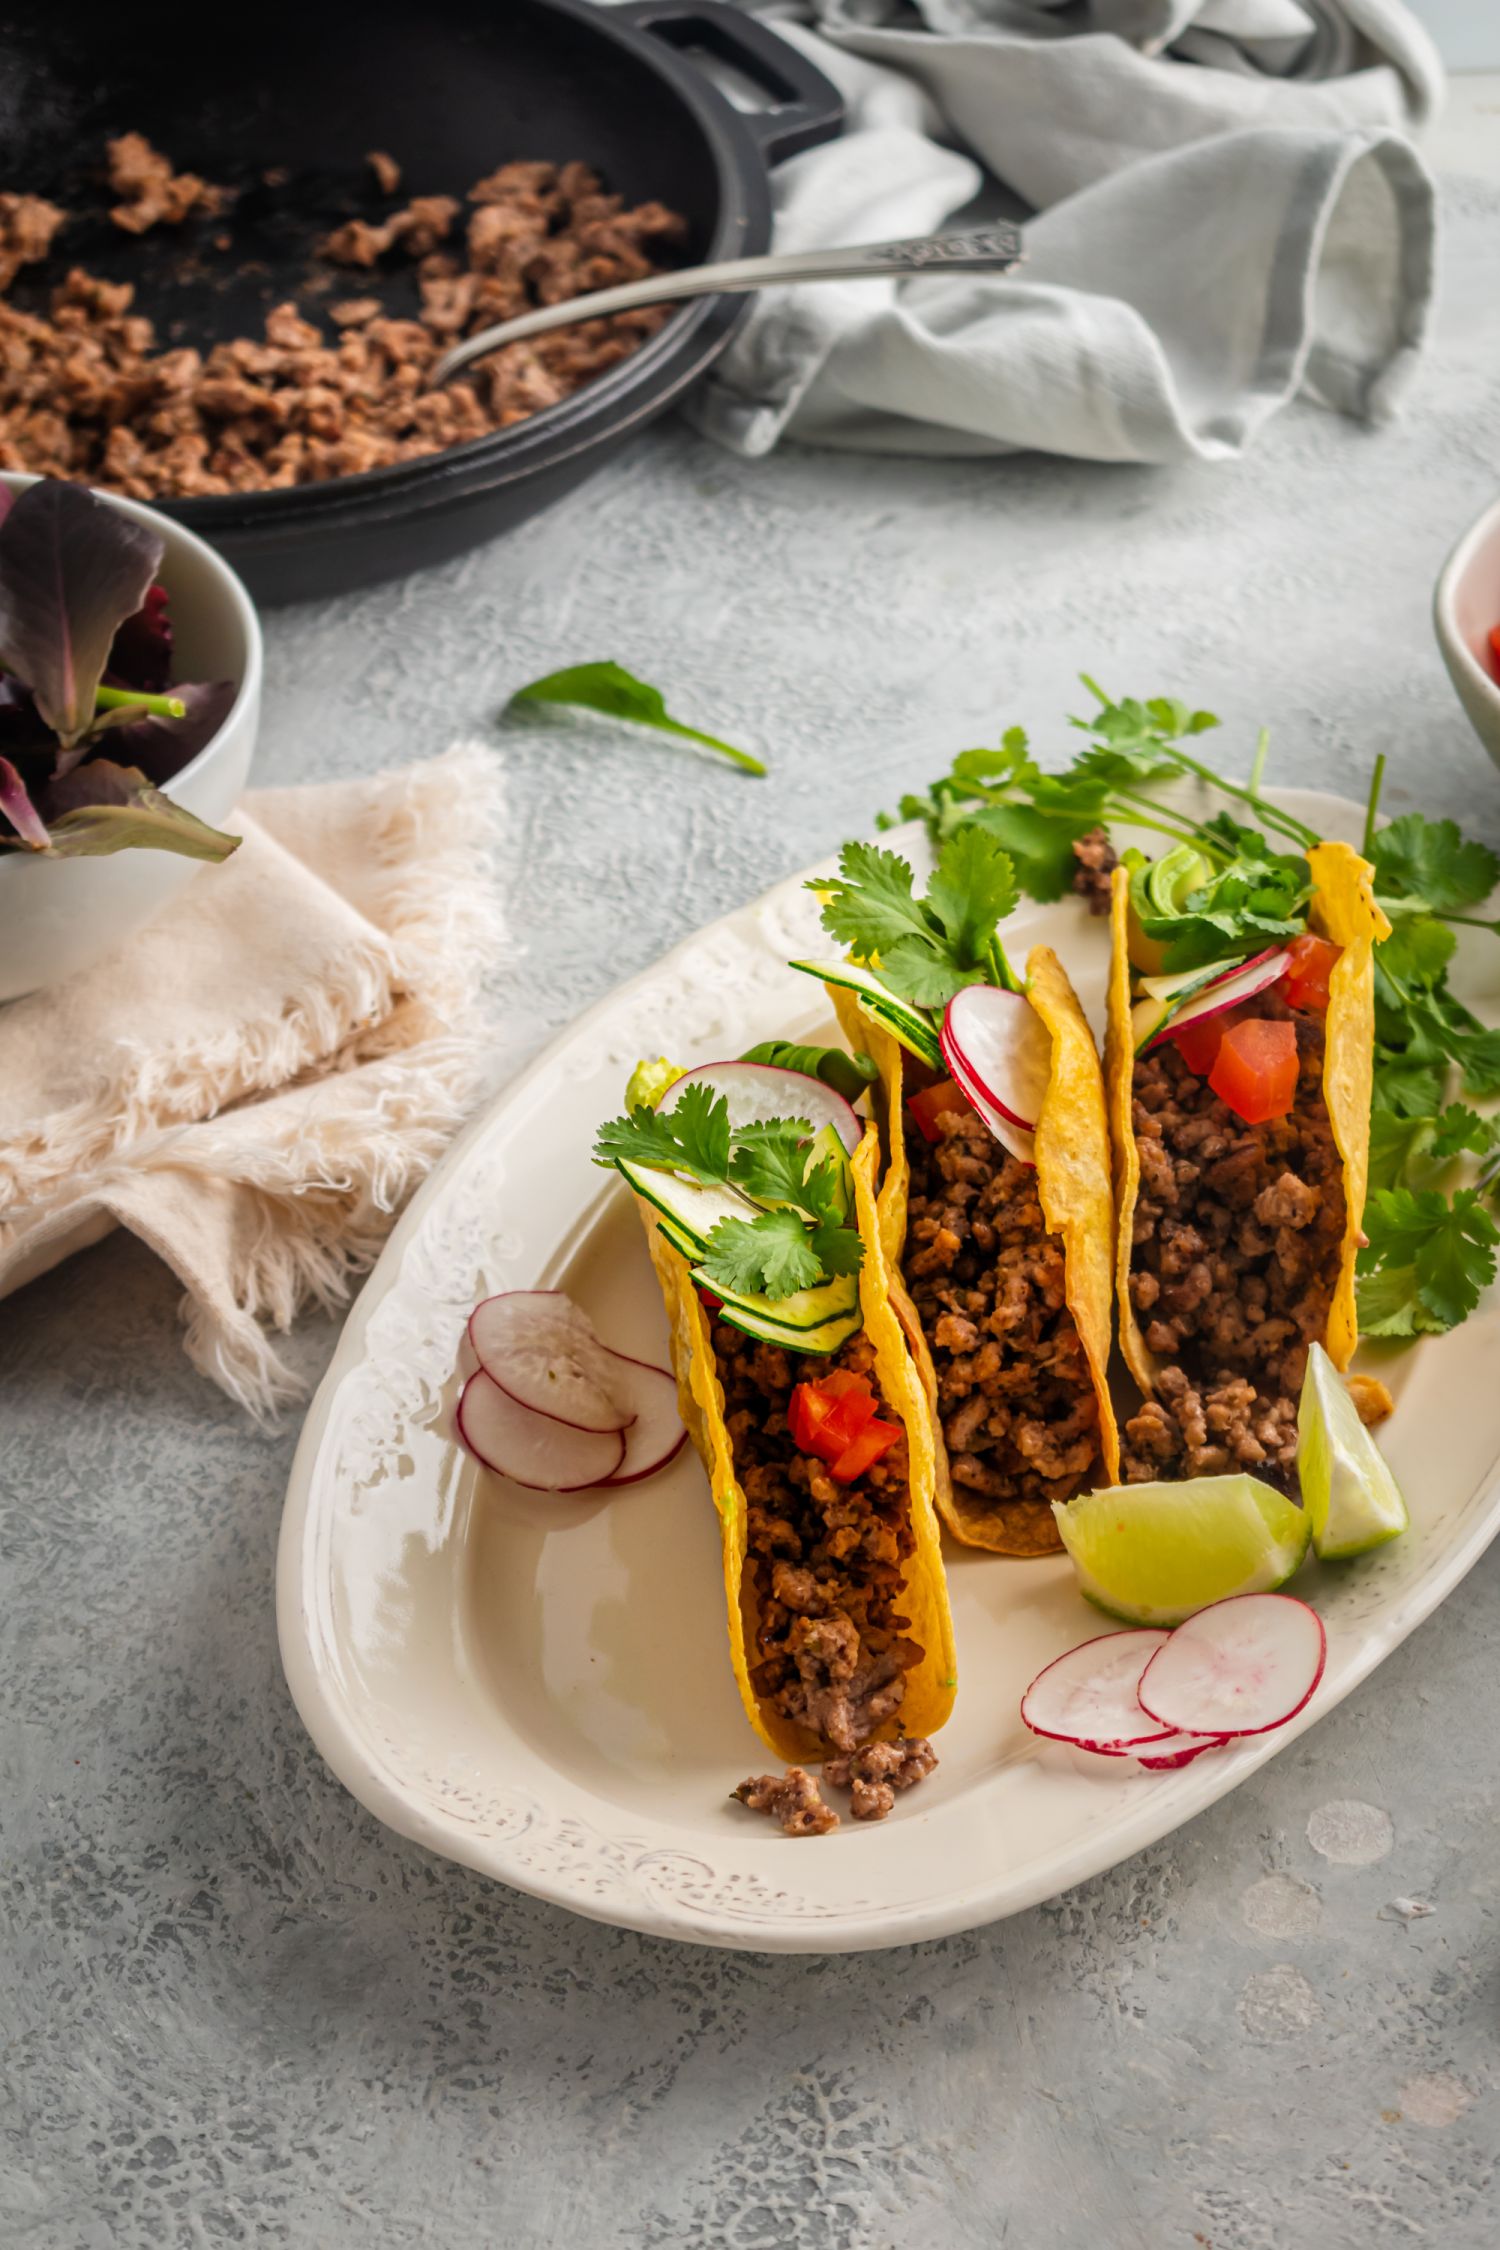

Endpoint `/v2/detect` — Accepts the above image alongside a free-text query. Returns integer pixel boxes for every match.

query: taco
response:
[595,1054,957,1763]
[793,833,1120,1555]
[1106,837,1390,1489]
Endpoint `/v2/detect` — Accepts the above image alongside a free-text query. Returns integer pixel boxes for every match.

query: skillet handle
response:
[612,0,845,164]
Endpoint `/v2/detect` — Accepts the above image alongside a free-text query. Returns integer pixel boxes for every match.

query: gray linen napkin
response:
[688,0,1443,462]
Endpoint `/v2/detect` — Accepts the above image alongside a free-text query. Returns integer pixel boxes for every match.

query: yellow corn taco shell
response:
[635,1117,957,1763]
[1106,843,1390,1393]
[832,949,1119,1556]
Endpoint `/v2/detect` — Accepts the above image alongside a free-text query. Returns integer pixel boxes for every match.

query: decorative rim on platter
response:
[276,792,1500,1952]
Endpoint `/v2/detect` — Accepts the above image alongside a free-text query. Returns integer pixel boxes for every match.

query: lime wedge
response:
[1052,1475,1312,1628]
[1296,1343,1409,1560]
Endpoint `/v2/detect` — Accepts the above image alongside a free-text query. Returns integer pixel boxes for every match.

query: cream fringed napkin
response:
[0,743,503,1418]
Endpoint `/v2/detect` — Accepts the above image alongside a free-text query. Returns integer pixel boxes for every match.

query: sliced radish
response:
[1020,1629,1177,1751]
[1137,1593,1326,1739]
[1137,948,1278,1004]
[661,1061,861,1157]
[469,1290,633,1434]
[941,1055,1037,1167]
[1135,1732,1230,1771]
[458,1370,627,1491]
[598,1351,688,1485]
[941,985,1051,1131]
[1146,949,1291,1051]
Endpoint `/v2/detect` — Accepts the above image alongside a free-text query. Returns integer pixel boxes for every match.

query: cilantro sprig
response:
[594,1091,862,1301]
[812,826,1022,1011]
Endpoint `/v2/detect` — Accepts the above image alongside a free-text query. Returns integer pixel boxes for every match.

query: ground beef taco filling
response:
[713,1323,923,1756]
[1121,996,1344,1488]
[901,1073,1102,1547]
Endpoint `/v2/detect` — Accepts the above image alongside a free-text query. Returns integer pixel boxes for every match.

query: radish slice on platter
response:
[661,1061,862,1157]
[599,1351,688,1485]
[1134,1732,1231,1771]
[941,985,1051,1132]
[1137,1592,1326,1739]
[458,1369,627,1491]
[469,1290,634,1433]
[1020,1629,1176,1752]
[1145,949,1292,1050]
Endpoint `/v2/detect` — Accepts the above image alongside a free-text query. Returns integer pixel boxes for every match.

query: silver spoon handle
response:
[430,223,1025,385]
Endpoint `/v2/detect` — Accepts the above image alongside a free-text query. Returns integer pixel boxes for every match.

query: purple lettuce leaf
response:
[106,583,175,694]
[0,753,49,849]
[0,480,163,748]
[88,678,238,786]
[37,758,241,862]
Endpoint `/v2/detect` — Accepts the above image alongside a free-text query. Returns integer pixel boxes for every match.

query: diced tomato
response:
[1279,931,1340,1014]
[1208,1015,1300,1124]
[698,1288,722,1315]
[1490,621,1500,682]
[828,1415,902,1484]
[789,1369,878,1462]
[907,1077,976,1144]
[1171,1007,1240,1077]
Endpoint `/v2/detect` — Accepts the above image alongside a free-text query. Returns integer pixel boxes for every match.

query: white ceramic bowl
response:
[1434,492,1500,771]
[0,474,262,1002]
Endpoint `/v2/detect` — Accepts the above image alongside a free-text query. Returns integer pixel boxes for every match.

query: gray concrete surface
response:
[5,175,1500,2249]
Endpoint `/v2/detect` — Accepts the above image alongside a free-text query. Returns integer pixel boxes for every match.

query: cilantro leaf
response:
[868,936,980,1009]
[1355,1263,1433,1338]
[1430,1103,1500,1163]
[957,801,1096,902]
[1419,1191,1499,1327]
[812,831,1020,1009]
[593,1082,731,1182]
[1375,911,1456,993]
[812,842,930,963]
[1459,1029,1500,1099]
[1367,1107,1435,1193]
[1372,813,1499,915]
[808,1218,865,1277]
[1359,1186,1498,1332]
[727,1117,819,1210]
[699,1208,824,1300]
[1373,1049,1447,1120]
[925,824,1018,963]
[951,730,1038,790]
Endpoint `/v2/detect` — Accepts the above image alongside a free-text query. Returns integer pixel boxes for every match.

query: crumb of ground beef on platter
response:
[0,148,686,497]
[732,1768,839,1838]
[1121,997,1344,1487]
[823,1736,939,1822]
[901,1081,1101,1547]
[713,1323,925,1757]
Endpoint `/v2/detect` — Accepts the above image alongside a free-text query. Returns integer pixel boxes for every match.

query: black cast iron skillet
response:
[0,0,841,601]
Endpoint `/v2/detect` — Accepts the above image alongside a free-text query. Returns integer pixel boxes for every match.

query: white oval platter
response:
[276,790,1500,1952]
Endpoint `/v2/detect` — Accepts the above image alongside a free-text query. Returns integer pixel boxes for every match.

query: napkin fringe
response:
[178,1035,485,1419]
[0,933,402,1215]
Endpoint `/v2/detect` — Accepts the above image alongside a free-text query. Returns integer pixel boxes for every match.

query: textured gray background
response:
[5,171,1500,2250]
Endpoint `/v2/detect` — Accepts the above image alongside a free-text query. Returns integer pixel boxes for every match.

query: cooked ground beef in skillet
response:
[0,141,685,497]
